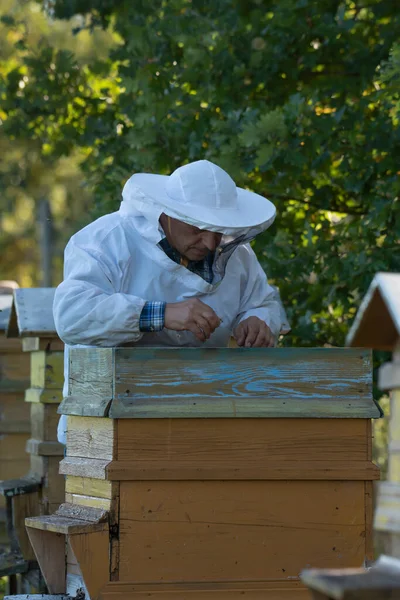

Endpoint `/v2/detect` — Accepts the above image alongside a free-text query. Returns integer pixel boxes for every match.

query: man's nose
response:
[202,232,221,251]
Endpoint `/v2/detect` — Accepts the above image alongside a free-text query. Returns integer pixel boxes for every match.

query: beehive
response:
[26,346,379,600]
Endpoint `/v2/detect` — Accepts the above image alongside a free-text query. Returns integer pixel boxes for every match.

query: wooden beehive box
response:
[347,272,400,556]
[0,288,65,589]
[0,282,30,529]
[26,346,379,600]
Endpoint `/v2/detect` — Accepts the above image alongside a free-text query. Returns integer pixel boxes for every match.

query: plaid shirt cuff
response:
[139,301,166,332]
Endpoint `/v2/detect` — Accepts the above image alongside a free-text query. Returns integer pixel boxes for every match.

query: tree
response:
[1,0,399,347]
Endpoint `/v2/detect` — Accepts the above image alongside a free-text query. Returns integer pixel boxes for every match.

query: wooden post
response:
[26,347,379,600]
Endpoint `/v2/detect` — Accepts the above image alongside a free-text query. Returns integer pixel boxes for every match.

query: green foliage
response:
[1,0,399,349]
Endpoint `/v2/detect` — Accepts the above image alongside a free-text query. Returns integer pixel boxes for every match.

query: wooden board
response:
[111,418,375,482]
[109,348,379,418]
[69,529,109,600]
[26,527,65,593]
[60,347,114,416]
[119,480,368,583]
[22,337,64,352]
[0,392,30,432]
[101,580,311,600]
[66,416,115,460]
[66,476,113,499]
[25,388,63,404]
[7,288,57,338]
[30,403,61,442]
[60,456,110,480]
[30,351,64,390]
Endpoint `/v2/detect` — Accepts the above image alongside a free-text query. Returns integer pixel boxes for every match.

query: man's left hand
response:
[233,316,275,348]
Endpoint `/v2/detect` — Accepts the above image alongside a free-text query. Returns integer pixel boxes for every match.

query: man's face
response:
[160,214,222,261]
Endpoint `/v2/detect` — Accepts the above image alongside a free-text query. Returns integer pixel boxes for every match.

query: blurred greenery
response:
[0,2,397,512]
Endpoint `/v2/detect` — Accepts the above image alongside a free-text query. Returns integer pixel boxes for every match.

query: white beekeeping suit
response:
[54,160,290,443]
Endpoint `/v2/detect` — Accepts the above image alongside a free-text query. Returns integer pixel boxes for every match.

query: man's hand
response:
[165,298,221,343]
[233,316,275,348]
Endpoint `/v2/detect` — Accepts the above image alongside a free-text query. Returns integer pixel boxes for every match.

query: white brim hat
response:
[123,160,276,233]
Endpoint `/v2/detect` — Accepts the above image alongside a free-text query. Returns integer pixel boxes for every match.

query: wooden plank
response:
[25,387,63,404]
[0,352,30,385]
[365,481,374,562]
[22,337,64,352]
[67,416,115,460]
[107,459,380,481]
[101,581,310,600]
[69,530,109,600]
[65,493,112,511]
[116,417,370,466]
[118,480,367,583]
[26,527,65,593]
[61,347,114,417]
[10,288,57,338]
[66,476,113,499]
[109,348,379,419]
[26,439,64,456]
[12,490,41,560]
[0,393,30,433]
[30,352,64,390]
[60,456,110,480]
[30,403,60,442]
[26,515,108,535]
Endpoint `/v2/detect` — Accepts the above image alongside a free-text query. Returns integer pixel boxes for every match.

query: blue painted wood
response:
[102,347,380,419]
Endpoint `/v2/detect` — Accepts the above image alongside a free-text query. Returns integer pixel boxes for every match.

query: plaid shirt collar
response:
[159,238,214,284]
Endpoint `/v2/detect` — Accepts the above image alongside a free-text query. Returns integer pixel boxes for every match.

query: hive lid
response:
[346,273,400,351]
[59,347,381,419]
[7,288,58,338]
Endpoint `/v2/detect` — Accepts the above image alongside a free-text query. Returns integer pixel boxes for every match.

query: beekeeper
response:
[54,159,289,443]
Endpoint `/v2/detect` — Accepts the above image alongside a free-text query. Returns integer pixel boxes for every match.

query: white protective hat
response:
[122,160,276,233]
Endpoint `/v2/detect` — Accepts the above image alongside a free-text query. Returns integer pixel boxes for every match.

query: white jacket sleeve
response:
[234,245,289,338]
[53,237,146,346]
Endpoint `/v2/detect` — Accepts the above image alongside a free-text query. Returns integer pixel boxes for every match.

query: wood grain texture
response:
[101,580,310,600]
[119,480,367,583]
[69,529,109,600]
[61,347,114,416]
[109,348,378,419]
[65,493,111,511]
[66,476,113,499]
[26,527,65,594]
[60,456,110,480]
[111,418,378,481]
[66,416,115,460]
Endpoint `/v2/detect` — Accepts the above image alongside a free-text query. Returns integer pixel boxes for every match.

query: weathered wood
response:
[66,416,115,460]
[66,476,113,499]
[0,476,41,498]
[119,480,367,583]
[12,491,41,560]
[25,387,63,404]
[26,439,64,456]
[346,272,400,351]
[0,552,29,577]
[30,351,64,390]
[59,347,114,417]
[65,493,111,511]
[69,530,109,600]
[26,527,65,593]
[60,457,110,480]
[22,337,64,352]
[7,288,57,338]
[101,580,309,600]
[56,501,108,523]
[30,403,60,442]
[26,515,108,535]
[107,347,379,419]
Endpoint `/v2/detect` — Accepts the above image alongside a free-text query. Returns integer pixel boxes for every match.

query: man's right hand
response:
[165,298,221,342]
